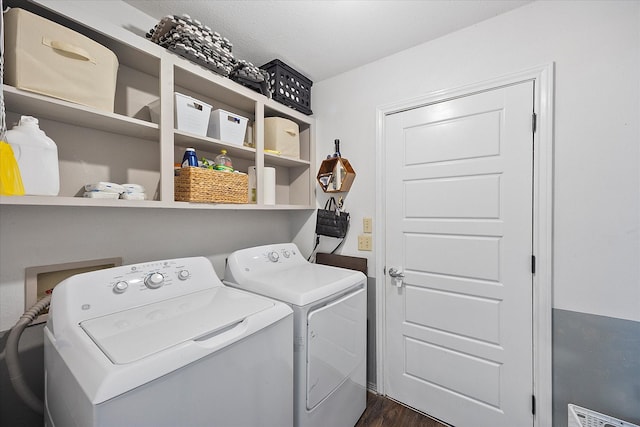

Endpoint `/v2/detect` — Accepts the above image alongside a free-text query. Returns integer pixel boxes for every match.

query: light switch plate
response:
[358,234,373,251]
[363,217,372,233]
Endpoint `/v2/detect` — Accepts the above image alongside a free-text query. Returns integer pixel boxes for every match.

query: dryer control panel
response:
[228,243,306,272]
[265,245,300,264]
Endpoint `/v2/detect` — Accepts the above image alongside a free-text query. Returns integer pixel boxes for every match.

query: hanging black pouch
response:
[315,197,350,238]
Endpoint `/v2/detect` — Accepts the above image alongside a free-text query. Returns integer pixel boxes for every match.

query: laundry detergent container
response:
[5,116,60,196]
[3,8,119,112]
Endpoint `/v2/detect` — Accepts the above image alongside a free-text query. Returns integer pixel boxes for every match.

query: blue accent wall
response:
[553,309,640,426]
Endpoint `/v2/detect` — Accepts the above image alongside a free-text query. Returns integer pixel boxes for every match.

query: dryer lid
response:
[80,287,273,364]
[226,263,365,306]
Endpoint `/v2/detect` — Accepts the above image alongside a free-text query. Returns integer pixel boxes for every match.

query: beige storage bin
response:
[3,8,118,112]
[264,117,300,159]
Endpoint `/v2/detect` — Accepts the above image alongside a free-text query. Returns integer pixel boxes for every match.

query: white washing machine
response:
[224,243,367,427]
[44,256,294,427]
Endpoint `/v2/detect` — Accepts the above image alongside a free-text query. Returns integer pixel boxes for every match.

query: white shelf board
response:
[173,60,258,112]
[264,98,314,124]
[0,195,313,210]
[264,153,311,167]
[170,201,312,210]
[173,130,257,160]
[3,85,160,141]
[0,195,164,208]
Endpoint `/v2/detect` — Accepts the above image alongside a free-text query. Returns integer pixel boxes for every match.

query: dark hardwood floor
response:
[355,392,449,427]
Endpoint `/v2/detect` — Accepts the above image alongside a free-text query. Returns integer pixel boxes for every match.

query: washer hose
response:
[5,295,51,415]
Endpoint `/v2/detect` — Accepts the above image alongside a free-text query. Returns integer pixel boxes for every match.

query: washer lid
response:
[80,287,273,364]
[227,263,365,306]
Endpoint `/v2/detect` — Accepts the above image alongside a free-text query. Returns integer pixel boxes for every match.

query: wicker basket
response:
[175,167,248,204]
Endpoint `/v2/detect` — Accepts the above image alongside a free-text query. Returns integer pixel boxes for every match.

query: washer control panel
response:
[53,257,222,324]
[108,260,190,294]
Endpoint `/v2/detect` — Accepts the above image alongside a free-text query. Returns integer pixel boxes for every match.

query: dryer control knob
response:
[113,281,128,294]
[145,272,165,289]
[283,250,290,258]
[268,251,280,262]
[178,270,190,281]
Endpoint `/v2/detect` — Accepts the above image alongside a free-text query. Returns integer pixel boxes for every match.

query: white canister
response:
[5,116,60,196]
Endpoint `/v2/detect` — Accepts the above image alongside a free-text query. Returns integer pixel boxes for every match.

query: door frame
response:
[374,63,554,427]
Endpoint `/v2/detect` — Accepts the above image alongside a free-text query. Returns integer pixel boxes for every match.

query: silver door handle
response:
[388,268,404,278]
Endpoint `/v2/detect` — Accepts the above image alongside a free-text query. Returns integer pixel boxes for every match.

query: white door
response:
[384,81,535,427]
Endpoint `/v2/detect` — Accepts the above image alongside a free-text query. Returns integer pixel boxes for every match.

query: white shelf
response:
[0,195,313,210]
[3,85,160,141]
[2,0,315,210]
[264,152,311,167]
[174,130,256,161]
[0,195,163,208]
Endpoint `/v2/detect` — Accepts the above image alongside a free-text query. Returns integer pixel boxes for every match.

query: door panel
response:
[404,110,502,165]
[405,286,501,344]
[405,174,501,219]
[405,234,501,281]
[405,338,501,407]
[384,82,534,427]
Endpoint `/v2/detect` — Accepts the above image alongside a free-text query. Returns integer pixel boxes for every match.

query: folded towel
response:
[84,182,124,193]
[120,192,146,200]
[83,191,119,199]
[121,183,145,193]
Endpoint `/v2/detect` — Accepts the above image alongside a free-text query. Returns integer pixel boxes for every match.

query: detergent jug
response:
[5,116,60,196]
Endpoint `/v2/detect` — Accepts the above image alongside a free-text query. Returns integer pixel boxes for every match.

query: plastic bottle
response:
[214,149,233,172]
[0,142,25,196]
[5,116,59,196]
[182,147,198,167]
[327,139,341,159]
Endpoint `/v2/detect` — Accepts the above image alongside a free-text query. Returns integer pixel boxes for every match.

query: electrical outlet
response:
[358,234,373,251]
[363,217,373,233]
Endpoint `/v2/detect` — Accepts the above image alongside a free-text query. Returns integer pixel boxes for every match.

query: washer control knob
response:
[178,270,190,281]
[145,272,165,289]
[113,281,128,294]
[268,251,280,262]
[283,250,290,258]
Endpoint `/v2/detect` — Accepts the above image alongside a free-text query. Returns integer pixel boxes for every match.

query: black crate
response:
[261,59,313,115]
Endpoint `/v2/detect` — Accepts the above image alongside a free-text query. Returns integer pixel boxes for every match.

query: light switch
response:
[363,217,372,233]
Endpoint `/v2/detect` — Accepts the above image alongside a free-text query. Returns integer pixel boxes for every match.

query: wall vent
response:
[568,404,639,427]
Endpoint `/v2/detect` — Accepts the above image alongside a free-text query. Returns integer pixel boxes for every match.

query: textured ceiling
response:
[123,0,532,83]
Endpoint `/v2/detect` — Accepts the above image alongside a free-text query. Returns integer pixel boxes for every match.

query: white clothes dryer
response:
[44,256,293,427]
[224,243,367,427]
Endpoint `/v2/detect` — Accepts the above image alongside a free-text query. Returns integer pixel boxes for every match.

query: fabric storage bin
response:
[207,109,248,145]
[264,117,300,159]
[3,8,118,112]
[148,93,212,136]
[174,167,248,204]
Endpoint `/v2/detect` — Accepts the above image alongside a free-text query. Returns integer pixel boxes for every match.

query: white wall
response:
[0,206,303,330]
[313,0,640,322]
